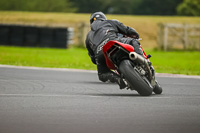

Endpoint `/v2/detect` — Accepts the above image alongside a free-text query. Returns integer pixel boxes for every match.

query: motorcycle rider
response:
[85,11,143,89]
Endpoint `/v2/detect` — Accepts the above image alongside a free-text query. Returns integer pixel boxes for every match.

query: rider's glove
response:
[132,32,139,39]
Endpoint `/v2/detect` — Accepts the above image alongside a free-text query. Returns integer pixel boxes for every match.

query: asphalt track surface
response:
[0,65,200,133]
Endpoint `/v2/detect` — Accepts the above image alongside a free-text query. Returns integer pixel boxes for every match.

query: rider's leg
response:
[117,38,143,56]
[96,51,126,89]
[96,50,111,82]
[130,39,143,56]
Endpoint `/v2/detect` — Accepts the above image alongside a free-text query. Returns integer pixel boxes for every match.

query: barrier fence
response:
[157,23,200,51]
[0,24,74,48]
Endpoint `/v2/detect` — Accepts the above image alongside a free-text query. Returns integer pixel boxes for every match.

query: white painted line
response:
[0,64,200,79]
[0,93,77,97]
[0,64,97,73]
[155,73,200,79]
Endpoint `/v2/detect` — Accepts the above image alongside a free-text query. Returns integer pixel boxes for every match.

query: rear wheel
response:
[119,60,153,96]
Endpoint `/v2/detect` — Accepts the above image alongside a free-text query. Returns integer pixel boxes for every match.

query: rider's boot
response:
[98,72,127,89]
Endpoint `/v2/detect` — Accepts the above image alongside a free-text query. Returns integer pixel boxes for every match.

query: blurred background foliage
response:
[0,0,76,12]
[0,0,199,16]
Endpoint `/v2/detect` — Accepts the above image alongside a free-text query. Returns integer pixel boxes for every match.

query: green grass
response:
[0,46,96,70]
[145,49,200,75]
[0,46,200,75]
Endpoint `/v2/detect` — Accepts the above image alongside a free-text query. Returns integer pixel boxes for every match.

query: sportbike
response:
[103,39,162,96]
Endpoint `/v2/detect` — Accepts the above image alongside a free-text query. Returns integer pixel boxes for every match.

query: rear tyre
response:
[119,60,153,96]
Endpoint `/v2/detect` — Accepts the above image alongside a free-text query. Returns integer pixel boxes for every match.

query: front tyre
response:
[119,60,153,96]
[153,81,163,94]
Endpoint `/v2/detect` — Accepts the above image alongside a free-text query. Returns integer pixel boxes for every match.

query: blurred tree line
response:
[0,0,199,16]
[0,0,76,12]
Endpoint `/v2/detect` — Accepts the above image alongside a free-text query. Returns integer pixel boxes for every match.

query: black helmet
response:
[90,12,107,24]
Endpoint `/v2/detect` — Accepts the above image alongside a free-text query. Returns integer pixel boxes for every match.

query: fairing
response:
[103,40,147,69]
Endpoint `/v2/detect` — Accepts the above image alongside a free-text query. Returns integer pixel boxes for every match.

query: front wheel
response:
[153,81,163,94]
[119,60,153,96]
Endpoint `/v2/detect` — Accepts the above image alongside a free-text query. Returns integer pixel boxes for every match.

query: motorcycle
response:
[102,39,162,96]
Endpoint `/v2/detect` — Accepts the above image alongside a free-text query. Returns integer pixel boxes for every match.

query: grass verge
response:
[0,46,96,70]
[0,46,200,75]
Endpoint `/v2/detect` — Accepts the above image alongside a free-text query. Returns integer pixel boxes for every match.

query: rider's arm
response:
[108,20,139,39]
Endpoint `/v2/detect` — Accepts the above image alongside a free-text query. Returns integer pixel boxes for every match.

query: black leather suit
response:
[85,19,143,83]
